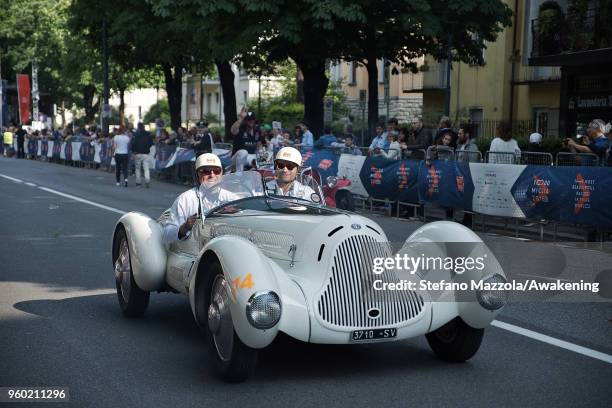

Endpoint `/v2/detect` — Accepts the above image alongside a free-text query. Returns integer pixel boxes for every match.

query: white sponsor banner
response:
[60,142,65,160]
[94,142,102,163]
[338,154,368,197]
[47,141,54,158]
[469,163,526,218]
[71,142,81,162]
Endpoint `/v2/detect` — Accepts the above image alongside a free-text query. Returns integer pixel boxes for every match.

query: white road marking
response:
[25,182,37,187]
[4,171,610,364]
[492,320,612,364]
[0,174,23,183]
[37,186,126,215]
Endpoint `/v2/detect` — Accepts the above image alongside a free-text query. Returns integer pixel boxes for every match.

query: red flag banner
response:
[17,74,31,124]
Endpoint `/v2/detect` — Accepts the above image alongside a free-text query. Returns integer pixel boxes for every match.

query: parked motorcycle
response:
[324,176,355,211]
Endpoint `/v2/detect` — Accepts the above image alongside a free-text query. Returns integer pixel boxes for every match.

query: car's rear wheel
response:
[203,261,258,382]
[426,317,484,362]
[113,227,150,317]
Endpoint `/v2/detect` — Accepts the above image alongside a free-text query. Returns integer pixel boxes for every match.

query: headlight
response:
[476,273,508,310]
[246,291,281,329]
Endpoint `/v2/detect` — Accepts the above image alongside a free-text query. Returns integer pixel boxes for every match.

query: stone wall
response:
[345,95,423,124]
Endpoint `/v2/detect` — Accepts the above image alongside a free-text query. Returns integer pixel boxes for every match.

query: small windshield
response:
[204,170,341,217]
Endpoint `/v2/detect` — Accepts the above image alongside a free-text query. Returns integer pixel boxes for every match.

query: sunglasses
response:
[275,160,298,171]
[197,167,221,176]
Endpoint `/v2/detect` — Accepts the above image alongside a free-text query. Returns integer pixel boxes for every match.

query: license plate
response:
[351,328,397,342]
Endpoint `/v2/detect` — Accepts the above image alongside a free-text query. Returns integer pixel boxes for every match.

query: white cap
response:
[195,153,221,170]
[529,132,543,144]
[275,146,302,166]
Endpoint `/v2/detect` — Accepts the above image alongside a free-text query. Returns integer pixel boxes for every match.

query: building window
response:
[348,62,357,86]
[470,33,486,66]
[469,108,484,139]
[207,93,212,114]
[378,59,384,84]
[215,92,219,104]
[243,91,247,103]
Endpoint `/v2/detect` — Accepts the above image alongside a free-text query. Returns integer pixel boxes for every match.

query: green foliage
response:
[262,103,304,129]
[143,99,170,125]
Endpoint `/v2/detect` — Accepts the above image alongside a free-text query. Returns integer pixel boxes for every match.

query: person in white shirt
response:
[266,147,316,201]
[488,122,521,164]
[161,153,239,244]
[368,125,386,155]
[112,128,131,187]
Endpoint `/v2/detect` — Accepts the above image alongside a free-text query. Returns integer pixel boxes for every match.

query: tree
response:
[0,0,99,122]
[314,0,513,138]
[70,0,210,130]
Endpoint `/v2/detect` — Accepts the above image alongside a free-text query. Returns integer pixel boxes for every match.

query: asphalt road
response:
[1,157,611,408]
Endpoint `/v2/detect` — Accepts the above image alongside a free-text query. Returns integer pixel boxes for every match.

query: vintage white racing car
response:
[111,171,507,381]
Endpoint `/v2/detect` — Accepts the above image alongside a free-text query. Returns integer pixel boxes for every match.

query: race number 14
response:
[232,273,254,291]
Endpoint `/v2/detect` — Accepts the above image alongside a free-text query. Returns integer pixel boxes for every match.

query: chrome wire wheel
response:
[114,237,131,303]
[208,275,234,362]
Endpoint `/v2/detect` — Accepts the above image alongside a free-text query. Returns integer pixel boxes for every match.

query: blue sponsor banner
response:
[155,144,177,169]
[302,147,339,181]
[99,140,112,165]
[27,140,38,156]
[551,166,612,226]
[79,142,95,162]
[359,156,419,202]
[41,140,49,157]
[418,160,474,209]
[52,141,62,159]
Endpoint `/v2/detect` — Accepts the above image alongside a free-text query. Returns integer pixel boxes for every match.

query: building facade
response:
[333,59,424,124]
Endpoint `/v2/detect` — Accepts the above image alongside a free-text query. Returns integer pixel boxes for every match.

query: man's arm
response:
[567,140,593,154]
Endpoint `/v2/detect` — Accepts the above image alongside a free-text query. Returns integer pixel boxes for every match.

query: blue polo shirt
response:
[590,136,609,155]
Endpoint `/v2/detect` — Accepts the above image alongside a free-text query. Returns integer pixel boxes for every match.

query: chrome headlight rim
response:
[246,290,282,330]
[476,272,508,311]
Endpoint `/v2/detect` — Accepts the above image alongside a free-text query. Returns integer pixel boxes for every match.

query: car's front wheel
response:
[426,317,484,362]
[203,261,258,382]
[113,227,150,317]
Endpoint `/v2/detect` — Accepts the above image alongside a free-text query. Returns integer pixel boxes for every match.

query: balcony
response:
[513,65,561,84]
[530,7,612,66]
[402,60,448,92]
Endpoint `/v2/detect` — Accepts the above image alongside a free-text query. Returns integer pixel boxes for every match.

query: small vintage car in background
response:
[112,171,507,381]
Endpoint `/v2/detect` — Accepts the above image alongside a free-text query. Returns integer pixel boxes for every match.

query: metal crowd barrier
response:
[519,151,553,166]
[426,145,455,161]
[455,150,482,163]
[486,151,519,164]
[402,149,427,160]
[556,152,599,167]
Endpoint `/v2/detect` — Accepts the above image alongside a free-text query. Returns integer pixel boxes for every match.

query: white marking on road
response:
[492,320,612,364]
[37,186,126,215]
[25,182,37,187]
[0,174,23,183]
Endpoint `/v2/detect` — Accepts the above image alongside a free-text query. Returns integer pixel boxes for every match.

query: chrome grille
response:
[317,235,424,328]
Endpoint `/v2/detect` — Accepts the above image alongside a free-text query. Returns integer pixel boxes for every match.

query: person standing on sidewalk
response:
[113,126,131,187]
[132,122,154,188]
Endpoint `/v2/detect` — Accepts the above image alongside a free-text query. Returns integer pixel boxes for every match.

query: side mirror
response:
[326,176,338,189]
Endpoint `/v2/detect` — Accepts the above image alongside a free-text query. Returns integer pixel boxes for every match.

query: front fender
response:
[189,236,309,349]
[404,221,505,330]
[113,212,167,291]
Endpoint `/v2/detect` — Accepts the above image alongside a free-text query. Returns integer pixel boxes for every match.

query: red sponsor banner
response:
[17,74,31,124]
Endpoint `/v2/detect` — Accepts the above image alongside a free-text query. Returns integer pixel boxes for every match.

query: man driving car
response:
[162,153,238,243]
[266,147,317,201]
